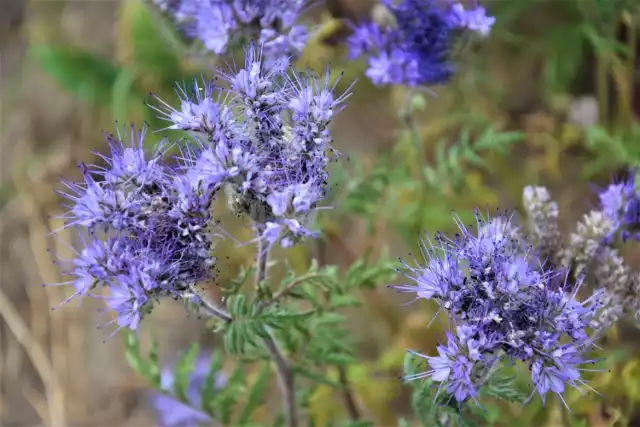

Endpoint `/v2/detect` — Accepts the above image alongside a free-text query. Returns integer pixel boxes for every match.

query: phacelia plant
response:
[49,45,352,426]
[346,0,495,87]
[394,211,603,408]
[44,1,632,426]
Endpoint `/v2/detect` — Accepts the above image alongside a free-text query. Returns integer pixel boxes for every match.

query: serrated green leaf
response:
[228,294,249,318]
[482,374,526,404]
[237,362,271,424]
[123,331,161,387]
[148,336,162,388]
[318,353,358,366]
[328,294,361,309]
[462,147,486,168]
[317,312,346,325]
[457,415,479,427]
[30,44,120,105]
[215,363,247,424]
[259,310,315,324]
[173,343,200,402]
[217,366,246,425]
[223,266,256,296]
[123,330,146,375]
[201,348,224,415]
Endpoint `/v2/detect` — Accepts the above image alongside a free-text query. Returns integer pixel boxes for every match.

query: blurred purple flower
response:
[448,2,496,36]
[151,353,227,427]
[347,0,495,87]
[153,0,309,63]
[598,172,640,242]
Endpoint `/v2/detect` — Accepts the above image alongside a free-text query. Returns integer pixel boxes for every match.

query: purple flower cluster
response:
[346,0,495,87]
[598,172,640,242]
[49,46,348,336]
[150,353,227,427]
[151,45,351,250]
[154,0,309,63]
[52,126,219,338]
[393,212,602,407]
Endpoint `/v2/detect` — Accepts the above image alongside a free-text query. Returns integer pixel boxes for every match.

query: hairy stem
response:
[256,240,299,427]
[192,246,298,427]
[338,365,361,421]
[259,273,325,311]
[190,284,231,322]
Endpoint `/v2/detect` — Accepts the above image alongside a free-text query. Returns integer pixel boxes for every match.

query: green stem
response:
[256,240,299,427]
[192,241,298,427]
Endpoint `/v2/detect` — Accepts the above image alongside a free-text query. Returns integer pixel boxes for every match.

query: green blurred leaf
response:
[201,348,224,415]
[30,44,121,106]
[217,363,247,424]
[124,330,146,374]
[237,362,271,424]
[482,374,527,404]
[123,331,161,388]
[148,336,162,388]
[128,0,182,83]
[294,366,341,387]
[173,342,200,402]
[112,66,138,122]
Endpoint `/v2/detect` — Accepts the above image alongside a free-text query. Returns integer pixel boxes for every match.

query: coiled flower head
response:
[151,43,352,250]
[50,125,222,338]
[392,210,603,407]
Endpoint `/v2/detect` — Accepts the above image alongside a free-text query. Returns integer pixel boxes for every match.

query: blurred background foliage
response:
[1,0,640,425]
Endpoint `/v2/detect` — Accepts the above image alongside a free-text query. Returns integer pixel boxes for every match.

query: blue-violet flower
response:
[51,125,221,338]
[392,211,603,407]
[151,44,352,250]
[346,0,495,87]
[598,171,640,242]
[150,353,227,427]
[153,0,310,64]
